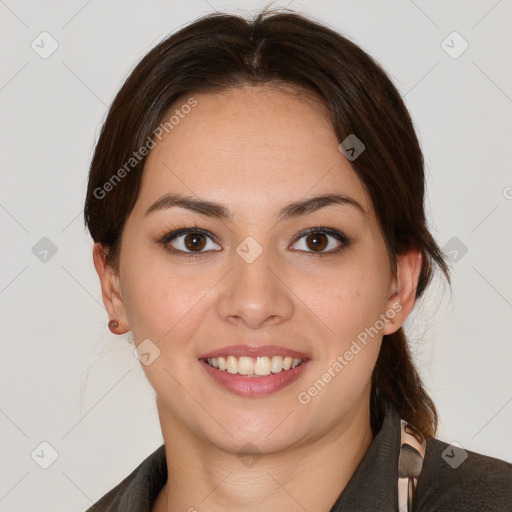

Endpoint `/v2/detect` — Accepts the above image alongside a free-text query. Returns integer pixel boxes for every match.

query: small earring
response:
[108,319,119,333]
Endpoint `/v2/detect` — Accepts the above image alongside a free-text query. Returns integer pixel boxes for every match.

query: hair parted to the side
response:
[84,7,450,438]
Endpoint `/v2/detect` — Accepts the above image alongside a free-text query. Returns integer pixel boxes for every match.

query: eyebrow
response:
[144,192,366,221]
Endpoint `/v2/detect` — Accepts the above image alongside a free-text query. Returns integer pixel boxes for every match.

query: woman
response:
[84,8,511,512]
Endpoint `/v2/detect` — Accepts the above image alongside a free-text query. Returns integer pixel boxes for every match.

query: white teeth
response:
[238,356,254,375]
[226,355,238,374]
[255,356,271,376]
[271,356,284,373]
[206,355,304,376]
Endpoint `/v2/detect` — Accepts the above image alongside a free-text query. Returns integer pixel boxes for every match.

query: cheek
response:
[119,246,216,342]
[301,253,391,345]
[128,275,209,342]
[295,264,386,419]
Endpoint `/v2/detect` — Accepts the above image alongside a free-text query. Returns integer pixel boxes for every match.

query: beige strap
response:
[398,419,426,512]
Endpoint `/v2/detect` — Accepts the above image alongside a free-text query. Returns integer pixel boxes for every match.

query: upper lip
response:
[198,344,310,360]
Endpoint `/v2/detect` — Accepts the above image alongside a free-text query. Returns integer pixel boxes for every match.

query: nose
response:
[216,241,295,330]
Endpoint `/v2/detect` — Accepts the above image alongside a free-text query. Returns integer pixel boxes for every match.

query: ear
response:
[382,247,422,335]
[92,243,130,334]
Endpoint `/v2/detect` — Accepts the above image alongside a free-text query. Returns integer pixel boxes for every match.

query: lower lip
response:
[200,359,311,397]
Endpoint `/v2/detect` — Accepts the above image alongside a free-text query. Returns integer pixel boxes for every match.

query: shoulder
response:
[84,444,167,512]
[84,470,136,512]
[414,437,512,512]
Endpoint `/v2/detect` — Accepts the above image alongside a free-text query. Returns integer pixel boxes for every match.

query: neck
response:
[154,399,374,512]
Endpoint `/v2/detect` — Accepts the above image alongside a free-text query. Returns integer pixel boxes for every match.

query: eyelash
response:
[158,225,351,259]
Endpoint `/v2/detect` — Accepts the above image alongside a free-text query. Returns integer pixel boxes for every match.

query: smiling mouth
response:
[204,355,305,376]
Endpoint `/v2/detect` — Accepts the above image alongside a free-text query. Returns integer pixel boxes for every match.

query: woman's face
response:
[101,85,408,454]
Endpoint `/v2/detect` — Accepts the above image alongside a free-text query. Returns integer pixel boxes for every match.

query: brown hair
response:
[84,8,450,438]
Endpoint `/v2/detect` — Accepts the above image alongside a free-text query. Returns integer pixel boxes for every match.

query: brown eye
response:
[290,227,350,255]
[161,228,222,256]
[184,233,207,251]
[305,232,328,252]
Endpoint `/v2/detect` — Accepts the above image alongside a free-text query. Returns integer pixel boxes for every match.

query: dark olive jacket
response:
[85,404,512,511]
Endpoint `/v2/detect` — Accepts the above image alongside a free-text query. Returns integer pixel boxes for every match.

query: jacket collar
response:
[329,401,400,510]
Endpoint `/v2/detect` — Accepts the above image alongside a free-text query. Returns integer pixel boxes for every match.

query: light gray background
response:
[1,0,511,510]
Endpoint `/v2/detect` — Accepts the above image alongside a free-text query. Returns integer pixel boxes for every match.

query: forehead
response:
[137,85,370,218]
